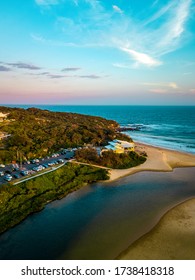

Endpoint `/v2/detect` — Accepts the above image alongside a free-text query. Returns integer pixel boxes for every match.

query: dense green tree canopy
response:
[0,106,130,162]
[75,147,147,169]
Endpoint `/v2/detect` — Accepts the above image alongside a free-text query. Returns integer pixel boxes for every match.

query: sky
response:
[0,0,195,105]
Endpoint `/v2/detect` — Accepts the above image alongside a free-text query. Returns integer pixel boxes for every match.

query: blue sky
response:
[0,0,195,105]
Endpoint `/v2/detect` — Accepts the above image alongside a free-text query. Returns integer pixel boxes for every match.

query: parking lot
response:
[0,150,75,185]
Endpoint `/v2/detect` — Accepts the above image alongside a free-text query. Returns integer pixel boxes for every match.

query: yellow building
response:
[104,139,134,153]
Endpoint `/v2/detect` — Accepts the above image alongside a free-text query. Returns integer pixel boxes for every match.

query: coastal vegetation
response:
[0,106,131,163]
[0,106,146,234]
[0,163,109,234]
[75,147,147,169]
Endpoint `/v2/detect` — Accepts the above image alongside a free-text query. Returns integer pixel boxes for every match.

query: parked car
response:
[13,174,20,179]
[12,167,19,171]
[0,171,4,176]
[33,166,39,172]
[51,154,57,158]
[4,174,12,181]
[38,165,44,170]
[57,159,64,163]
[0,164,5,168]
[20,170,28,176]
[5,170,12,174]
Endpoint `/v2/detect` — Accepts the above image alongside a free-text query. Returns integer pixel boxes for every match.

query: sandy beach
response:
[71,142,195,260]
[108,143,195,260]
[118,198,195,260]
[108,142,195,181]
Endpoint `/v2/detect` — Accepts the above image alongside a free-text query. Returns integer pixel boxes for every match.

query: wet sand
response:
[118,198,195,260]
[110,144,195,260]
[108,142,195,181]
[73,143,195,260]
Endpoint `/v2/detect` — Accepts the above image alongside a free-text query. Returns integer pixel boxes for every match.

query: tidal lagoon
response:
[0,167,195,259]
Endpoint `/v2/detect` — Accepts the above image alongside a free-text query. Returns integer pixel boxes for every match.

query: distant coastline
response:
[2,105,194,154]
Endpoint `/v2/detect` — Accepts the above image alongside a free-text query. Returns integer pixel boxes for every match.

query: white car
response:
[4,174,12,181]
[0,164,5,168]
[58,159,64,163]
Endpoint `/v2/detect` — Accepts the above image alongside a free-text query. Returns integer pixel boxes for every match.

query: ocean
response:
[6,105,195,154]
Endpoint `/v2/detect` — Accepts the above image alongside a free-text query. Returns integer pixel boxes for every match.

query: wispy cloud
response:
[62,67,81,72]
[38,72,50,75]
[48,74,67,79]
[120,48,162,67]
[144,2,174,26]
[168,82,178,89]
[31,33,86,47]
[33,0,193,68]
[149,88,168,93]
[73,0,78,6]
[144,82,180,93]
[117,0,192,67]
[7,62,41,70]
[112,5,123,14]
[144,82,179,89]
[156,0,192,53]
[47,74,101,79]
[77,75,101,79]
[112,63,133,69]
[0,65,11,72]
[152,0,160,7]
[35,0,59,6]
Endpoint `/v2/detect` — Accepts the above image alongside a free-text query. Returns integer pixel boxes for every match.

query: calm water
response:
[0,167,195,260]
[6,105,195,154]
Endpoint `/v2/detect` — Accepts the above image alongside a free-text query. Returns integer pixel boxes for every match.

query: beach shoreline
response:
[108,142,195,182]
[117,197,195,260]
[107,142,195,260]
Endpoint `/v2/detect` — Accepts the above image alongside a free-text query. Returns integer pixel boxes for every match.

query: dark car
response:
[20,170,28,176]
[13,174,20,179]
[5,170,12,174]
[12,167,19,171]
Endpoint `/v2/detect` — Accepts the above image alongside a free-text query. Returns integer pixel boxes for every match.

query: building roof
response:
[105,145,116,151]
[108,139,134,148]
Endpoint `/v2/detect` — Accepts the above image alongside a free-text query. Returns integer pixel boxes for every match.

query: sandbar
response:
[109,144,195,260]
[108,142,195,181]
[117,198,195,260]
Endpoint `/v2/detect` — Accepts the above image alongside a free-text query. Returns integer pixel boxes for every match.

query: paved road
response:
[13,162,66,185]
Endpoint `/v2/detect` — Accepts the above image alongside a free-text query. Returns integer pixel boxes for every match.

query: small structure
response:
[103,139,135,154]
